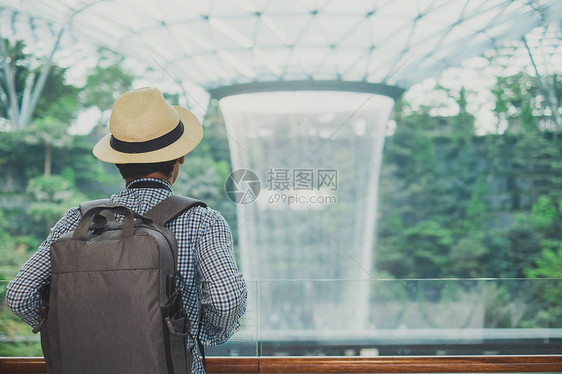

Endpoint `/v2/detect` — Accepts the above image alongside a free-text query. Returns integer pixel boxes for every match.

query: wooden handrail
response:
[1,356,561,373]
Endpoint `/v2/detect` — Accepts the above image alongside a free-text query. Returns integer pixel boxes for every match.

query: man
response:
[6,87,247,373]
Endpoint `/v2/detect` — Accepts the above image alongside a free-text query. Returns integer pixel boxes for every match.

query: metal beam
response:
[208,80,405,100]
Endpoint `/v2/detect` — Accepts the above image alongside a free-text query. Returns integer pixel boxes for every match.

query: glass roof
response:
[0,0,561,92]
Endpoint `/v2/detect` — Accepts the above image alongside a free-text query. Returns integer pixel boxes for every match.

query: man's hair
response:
[115,159,178,180]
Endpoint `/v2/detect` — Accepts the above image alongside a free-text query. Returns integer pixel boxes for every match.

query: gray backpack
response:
[34,196,206,374]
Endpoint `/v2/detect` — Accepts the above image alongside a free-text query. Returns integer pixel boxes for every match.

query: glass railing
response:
[1,278,561,357]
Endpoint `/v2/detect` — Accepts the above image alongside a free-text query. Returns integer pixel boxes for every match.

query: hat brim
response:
[93,106,203,164]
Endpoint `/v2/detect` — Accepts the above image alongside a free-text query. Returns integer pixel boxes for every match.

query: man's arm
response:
[5,207,82,327]
[195,209,247,346]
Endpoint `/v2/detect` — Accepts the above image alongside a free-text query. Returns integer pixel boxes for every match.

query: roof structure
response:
[0,0,561,94]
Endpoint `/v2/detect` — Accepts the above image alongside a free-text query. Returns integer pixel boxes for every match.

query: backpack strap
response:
[146,195,207,368]
[145,195,207,226]
[79,199,111,216]
[79,199,114,227]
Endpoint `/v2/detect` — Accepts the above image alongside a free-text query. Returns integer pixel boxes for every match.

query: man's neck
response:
[126,173,171,186]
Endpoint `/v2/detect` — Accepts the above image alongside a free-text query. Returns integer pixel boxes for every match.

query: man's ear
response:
[178,156,185,165]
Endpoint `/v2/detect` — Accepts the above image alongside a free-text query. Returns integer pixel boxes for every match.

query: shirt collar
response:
[126,178,173,192]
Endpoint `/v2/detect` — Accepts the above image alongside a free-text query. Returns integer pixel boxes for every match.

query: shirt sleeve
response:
[195,209,247,346]
[5,207,82,327]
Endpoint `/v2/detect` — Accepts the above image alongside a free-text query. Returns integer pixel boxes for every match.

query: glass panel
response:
[0,280,42,356]
[0,279,259,358]
[257,279,561,356]
[3,278,560,357]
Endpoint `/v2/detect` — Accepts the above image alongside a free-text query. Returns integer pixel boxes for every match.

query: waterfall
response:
[220,91,395,332]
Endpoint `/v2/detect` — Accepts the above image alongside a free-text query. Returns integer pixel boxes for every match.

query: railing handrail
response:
[1,356,561,373]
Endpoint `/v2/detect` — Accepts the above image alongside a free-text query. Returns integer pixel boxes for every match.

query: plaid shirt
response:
[6,178,247,374]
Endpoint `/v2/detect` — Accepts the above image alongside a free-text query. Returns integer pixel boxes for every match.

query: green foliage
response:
[480,283,515,328]
[26,174,87,233]
[25,116,73,176]
[174,156,227,204]
[0,210,37,279]
[0,41,147,357]
[1,38,561,351]
[450,237,487,278]
[402,220,454,277]
[464,177,490,236]
[511,131,562,204]
[0,297,42,357]
[34,66,80,123]
[378,70,562,282]
[531,196,557,231]
[0,131,33,190]
[526,245,562,280]
[493,73,538,118]
[378,68,562,329]
[80,48,134,111]
[0,38,80,130]
[522,245,562,327]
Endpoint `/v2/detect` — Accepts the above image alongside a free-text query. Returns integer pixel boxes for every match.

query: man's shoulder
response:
[55,206,83,229]
[175,203,219,223]
[173,203,231,233]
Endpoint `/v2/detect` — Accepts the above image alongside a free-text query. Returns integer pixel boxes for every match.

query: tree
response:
[526,245,562,281]
[0,32,64,130]
[24,117,73,176]
[79,47,134,135]
[435,84,475,137]
[504,128,562,209]
[26,173,86,234]
[523,245,562,327]
[493,71,561,134]
[0,39,27,122]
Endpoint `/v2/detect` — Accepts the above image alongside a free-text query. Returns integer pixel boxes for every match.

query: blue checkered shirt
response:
[6,178,247,374]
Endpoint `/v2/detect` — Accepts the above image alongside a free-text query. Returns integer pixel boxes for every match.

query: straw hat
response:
[93,87,203,164]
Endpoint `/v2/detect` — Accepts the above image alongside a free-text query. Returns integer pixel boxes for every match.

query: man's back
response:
[7,87,246,374]
[7,177,247,374]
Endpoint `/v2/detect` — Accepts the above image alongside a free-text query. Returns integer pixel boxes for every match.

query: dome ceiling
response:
[1,0,561,92]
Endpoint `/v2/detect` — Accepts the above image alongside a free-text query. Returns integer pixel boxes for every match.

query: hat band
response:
[110,121,184,154]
